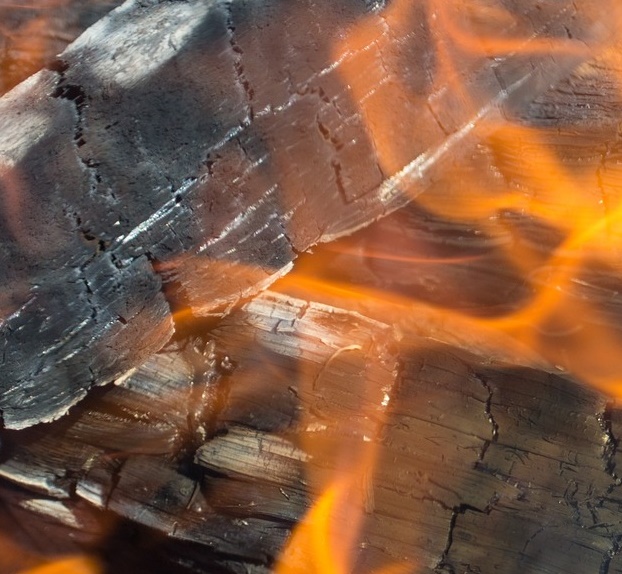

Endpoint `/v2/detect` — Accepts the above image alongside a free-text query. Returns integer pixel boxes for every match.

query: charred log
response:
[0,0,607,428]
[278,48,622,384]
[2,1,622,572]
[0,292,620,573]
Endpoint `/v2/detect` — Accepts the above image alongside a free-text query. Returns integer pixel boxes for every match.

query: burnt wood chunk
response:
[0,0,607,428]
[0,293,620,572]
[2,2,622,572]
[0,293,399,571]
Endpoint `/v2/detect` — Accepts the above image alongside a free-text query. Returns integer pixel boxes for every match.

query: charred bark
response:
[0,0,607,428]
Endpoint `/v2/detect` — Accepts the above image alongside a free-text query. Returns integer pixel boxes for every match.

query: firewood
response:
[2,2,622,572]
[0,292,396,571]
[0,292,619,573]
[277,50,622,388]
[0,0,607,429]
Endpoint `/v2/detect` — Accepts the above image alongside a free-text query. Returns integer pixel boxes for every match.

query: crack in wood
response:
[225,2,254,124]
[435,503,489,574]
[473,373,500,463]
[600,534,622,574]
[598,402,621,486]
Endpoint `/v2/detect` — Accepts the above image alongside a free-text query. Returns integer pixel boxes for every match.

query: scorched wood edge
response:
[0,0,605,428]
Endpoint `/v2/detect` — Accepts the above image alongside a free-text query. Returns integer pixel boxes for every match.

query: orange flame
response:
[276,480,359,574]
[2,0,622,571]
[18,556,102,574]
[324,0,622,395]
[277,478,411,574]
[276,1,622,570]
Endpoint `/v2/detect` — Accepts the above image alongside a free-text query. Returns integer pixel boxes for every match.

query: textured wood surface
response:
[0,0,606,429]
[1,1,622,573]
[0,292,619,573]
[276,47,622,393]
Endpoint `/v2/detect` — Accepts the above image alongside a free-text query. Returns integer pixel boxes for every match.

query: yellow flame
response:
[277,479,411,574]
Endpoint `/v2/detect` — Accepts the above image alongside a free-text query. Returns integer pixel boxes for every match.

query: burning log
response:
[4,1,622,572]
[0,0,610,429]
[0,292,619,573]
[282,46,622,396]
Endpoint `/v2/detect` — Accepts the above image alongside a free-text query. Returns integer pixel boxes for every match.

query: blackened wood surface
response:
[0,0,606,428]
[0,292,620,573]
[2,3,622,572]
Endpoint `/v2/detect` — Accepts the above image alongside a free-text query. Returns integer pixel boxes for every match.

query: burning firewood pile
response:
[2,0,622,572]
